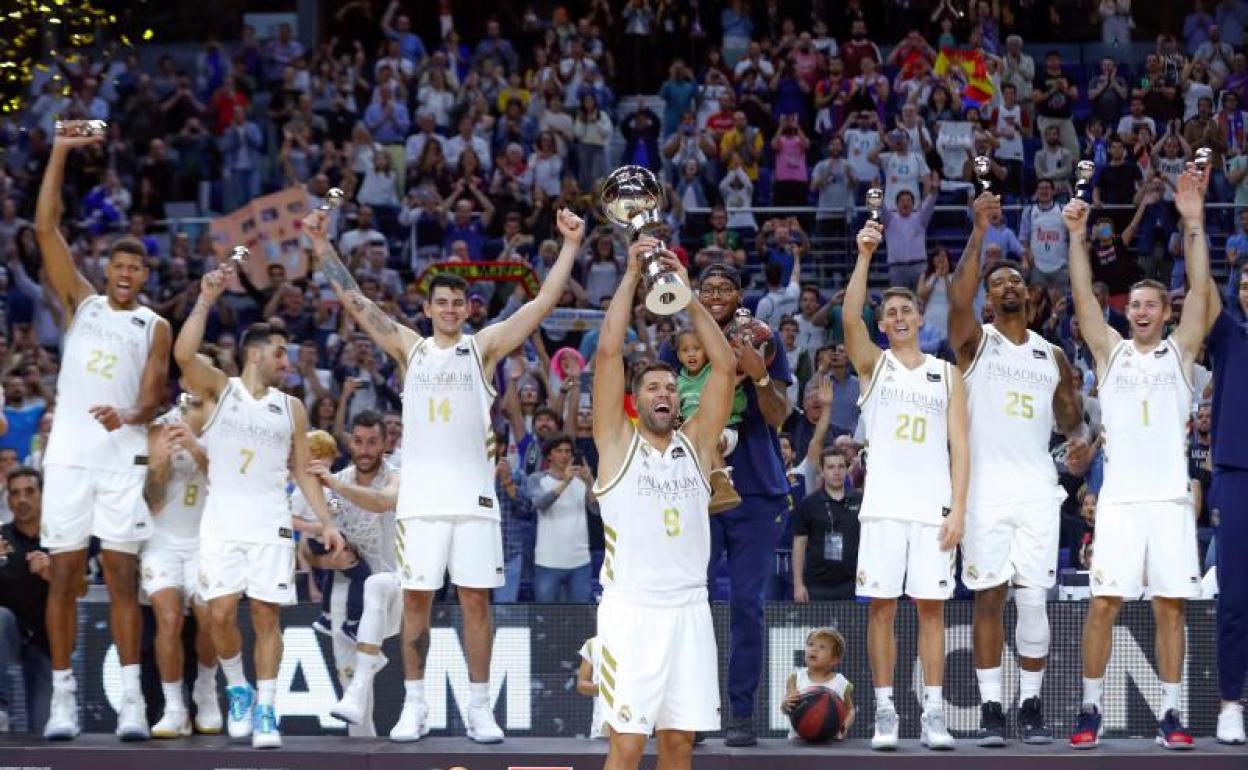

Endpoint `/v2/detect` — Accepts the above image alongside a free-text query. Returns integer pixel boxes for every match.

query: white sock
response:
[256,679,276,707]
[923,686,943,710]
[1222,701,1243,714]
[53,668,75,691]
[1161,681,1181,714]
[162,681,185,712]
[195,663,218,692]
[353,652,381,685]
[874,686,894,709]
[976,667,1003,705]
[469,681,490,708]
[220,654,248,688]
[1019,668,1045,704]
[1082,677,1104,709]
[121,664,142,698]
[404,679,425,705]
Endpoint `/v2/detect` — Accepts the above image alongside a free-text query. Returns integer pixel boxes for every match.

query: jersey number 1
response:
[1141,399,1150,427]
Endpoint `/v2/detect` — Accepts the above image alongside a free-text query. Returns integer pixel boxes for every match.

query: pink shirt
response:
[774,135,808,182]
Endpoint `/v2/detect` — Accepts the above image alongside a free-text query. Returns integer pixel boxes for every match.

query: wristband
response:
[754,374,771,388]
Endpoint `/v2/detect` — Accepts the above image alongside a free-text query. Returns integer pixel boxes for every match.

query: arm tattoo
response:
[143,473,168,512]
[363,302,400,335]
[316,245,359,293]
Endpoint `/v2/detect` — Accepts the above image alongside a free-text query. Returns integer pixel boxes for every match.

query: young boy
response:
[781,628,856,741]
[576,637,608,740]
[293,430,371,641]
[675,329,746,512]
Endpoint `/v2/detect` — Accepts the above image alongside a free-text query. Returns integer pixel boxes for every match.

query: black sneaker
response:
[693,731,707,745]
[977,701,1007,747]
[724,716,757,747]
[1019,696,1053,744]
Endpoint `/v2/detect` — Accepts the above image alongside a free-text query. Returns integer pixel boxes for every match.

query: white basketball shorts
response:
[396,516,503,591]
[596,594,720,735]
[41,464,151,554]
[198,539,296,605]
[856,518,956,600]
[1089,499,1202,599]
[140,541,200,603]
[962,498,1061,590]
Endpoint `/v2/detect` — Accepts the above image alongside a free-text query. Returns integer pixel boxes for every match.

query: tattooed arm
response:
[302,209,420,365]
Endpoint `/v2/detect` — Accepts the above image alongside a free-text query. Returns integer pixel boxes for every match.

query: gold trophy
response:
[1075,160,1096,201]
[54,120,107,138]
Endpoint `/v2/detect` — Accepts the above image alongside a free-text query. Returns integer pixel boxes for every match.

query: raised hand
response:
[626,236,660,275]
[972,191,999,230]
[301,209,331,246]
[856,220,884,258]
[52,120,106,151]
[555,208,586,244]
[817,375,833,408]
[199,263,234,304]
[1174,164,1207,222]
[1062,199,1090,235]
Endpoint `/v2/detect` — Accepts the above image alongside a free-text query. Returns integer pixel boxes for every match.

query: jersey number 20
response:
[894,414,928,443]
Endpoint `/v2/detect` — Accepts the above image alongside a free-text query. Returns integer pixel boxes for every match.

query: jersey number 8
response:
[894,414,928,444]
[663,507,681,537]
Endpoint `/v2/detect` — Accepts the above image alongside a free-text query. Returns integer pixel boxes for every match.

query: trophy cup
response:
[1194,147,1212,175]
[865,188,885,222]
[1075,160,1096,201]
[320,187,345,212]
[597,166,690,315]
[230,245,250,267]
[974,155,993,194]
[177,392,193,416]
[54,120,107,138]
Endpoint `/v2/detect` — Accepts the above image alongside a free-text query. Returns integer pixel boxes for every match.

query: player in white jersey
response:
[843,220,969,752]
[175,264,344,750]
[140,390,223,738]
[948,193,1084,746]
[34,121,173,742]
[302,204,584,743]
[1063,166,1216,751]
[592,237,735,770]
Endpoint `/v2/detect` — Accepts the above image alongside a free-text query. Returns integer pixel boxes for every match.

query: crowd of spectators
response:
[0,1,1244,622]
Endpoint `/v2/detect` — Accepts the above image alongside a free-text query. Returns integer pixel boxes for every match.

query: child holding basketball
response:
[782,627,856,741]
[576,637,609,739]
[676,329,746,513]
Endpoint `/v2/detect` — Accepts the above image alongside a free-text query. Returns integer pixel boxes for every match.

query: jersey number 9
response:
[663,507,682,537]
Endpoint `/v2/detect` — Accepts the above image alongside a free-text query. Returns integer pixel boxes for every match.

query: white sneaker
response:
[921,706,956,750]
[225,685,254,739]
[1218,703,1247,745]
[151,709,191,739]
[871,704,899,750]
[389,700,430,743]
[331,678,371,726]
[192,684,222,734]
[466,703,504,744]
[115,694,150,741]
[251,704,282,749]
[0,709,10,733]
[43,686,80,741]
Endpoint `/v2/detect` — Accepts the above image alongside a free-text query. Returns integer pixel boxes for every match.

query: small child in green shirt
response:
[676,329,746,513]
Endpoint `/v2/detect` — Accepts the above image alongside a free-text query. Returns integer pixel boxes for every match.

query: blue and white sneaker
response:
[252,704,281,749]
[226,685,254,739]
[311,614,333,636]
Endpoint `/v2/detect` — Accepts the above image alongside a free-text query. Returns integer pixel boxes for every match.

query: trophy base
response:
[645,274,692,315]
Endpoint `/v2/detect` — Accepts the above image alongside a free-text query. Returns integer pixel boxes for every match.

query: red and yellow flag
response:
[934,47,995,106]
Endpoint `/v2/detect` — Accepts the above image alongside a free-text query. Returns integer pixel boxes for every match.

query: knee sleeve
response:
[1014,586,1051,659]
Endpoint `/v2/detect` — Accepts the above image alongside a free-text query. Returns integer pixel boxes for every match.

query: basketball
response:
[789,687,848,743]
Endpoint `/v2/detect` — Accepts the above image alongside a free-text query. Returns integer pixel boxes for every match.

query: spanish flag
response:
[934,47,995,107]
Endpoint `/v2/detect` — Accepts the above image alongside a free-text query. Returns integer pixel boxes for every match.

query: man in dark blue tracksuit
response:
[1208,263,1248,744]
[662,264,792,746]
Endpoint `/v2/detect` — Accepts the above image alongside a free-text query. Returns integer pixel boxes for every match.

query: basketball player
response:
[947,193,1084,745]
[301,205,583,742]
[141,387,222,737]
[35,120,172,741]
[175,264,344,749]
[593,236,735,770]
[843,220,969,751]
[1064,166,1215,750]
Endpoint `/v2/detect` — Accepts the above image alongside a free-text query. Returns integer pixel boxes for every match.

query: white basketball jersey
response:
[147,407,208,549]
[45,295,160,473]
[1098,339,1193,504]
[199,379,295,547]
[1025,203,1068,274]
[396,335,498,521]
[964,326,1064,503]
[857,351,952,525]
[787,669,852,738]
[594,430,711,607]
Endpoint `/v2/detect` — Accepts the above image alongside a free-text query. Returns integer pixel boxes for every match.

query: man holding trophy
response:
[599,166,793,747]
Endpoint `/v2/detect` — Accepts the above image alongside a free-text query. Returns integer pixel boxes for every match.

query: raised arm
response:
[1171,164,1217,357]
[843,222,884,378]
[1062,199,1119,368]
[475,209,584,373]
[290,401,345,553]
[677,259,736,463]
[302,209,420,366]
[948,193,997,365]
[34,123,99,315]
[174,266,231,401]
[803,375,834,493]
[592,238,646,471]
